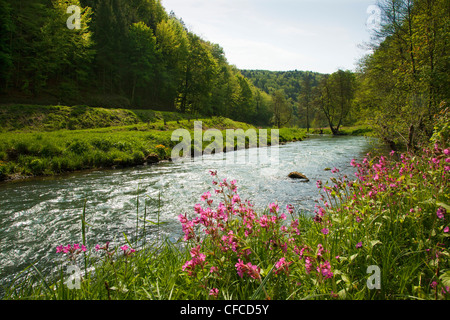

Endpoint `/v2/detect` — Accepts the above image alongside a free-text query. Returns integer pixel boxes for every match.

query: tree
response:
[0,0,13,91]
[315,70,356,135]
[357,0,449,151]
[298,74,313,132]
[176,33,218,115]
[271,90,292,129]
[155,16,189,110]
[127,21,160,105]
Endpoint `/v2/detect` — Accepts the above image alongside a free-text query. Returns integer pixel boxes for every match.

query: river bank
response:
[0,134,379,293]
[0,104,310,183]
[1,134,447,300]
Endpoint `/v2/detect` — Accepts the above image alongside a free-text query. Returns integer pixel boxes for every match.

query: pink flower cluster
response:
[120,245,136,257]
[178,171,302,286]
[56,243,87,254]
[235,259,261,280]
[293,243,334,280]
[56,243,87,262]
[182,245,207,277]
[274,257,292,275]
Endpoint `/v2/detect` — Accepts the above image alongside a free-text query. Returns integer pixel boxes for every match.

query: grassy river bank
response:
[0,104,310,183]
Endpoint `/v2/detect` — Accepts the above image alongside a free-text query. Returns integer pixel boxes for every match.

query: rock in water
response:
[288,172,310,182]
[145,154,160,164]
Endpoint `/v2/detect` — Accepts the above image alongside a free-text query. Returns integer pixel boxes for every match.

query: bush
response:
[29,158,45,175]
[90,138,113,152]
[67,139,92,154]
[132,150,145,165]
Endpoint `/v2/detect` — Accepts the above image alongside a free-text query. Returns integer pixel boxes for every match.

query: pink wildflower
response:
[209,288,219,297]
[258,215,269,228]
[437,207,446,220]
[178,213,189,224]
[201,191,211,202]
[182,246,207,276]
[235,259,261,280]
[232,194,240,204]
[318,207,326,217]
[317,261,334,279]
[210,266,219,274]
[305,257,313,274]
[269,202,279,213]
[121,245,135,256]
[274,257,292,275]
[286,204,295,214]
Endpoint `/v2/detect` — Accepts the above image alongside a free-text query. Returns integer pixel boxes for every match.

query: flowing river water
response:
[0,134,385,290]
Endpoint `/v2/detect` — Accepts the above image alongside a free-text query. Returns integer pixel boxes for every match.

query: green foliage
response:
[271,90,292,129]
[313,70,357,135]
[0,0,273,126]
[242,70,327,128]
[356,0,449,151]
[430,105,449,147]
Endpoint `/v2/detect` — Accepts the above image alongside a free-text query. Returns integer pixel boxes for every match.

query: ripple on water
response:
[0,135,383,287]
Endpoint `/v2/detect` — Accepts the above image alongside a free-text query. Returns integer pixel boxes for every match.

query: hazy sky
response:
[160,0,379,74]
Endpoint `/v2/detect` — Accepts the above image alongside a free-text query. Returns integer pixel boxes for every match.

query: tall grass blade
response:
[251,264,275,300]
[135,185,140,246]
[81,199,87,275]
[30,263,57,300]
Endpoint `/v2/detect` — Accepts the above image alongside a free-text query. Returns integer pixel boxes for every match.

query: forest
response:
[0,0,274,126]
[0,0,449,150]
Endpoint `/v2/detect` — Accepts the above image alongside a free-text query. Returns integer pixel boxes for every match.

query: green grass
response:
[0,105,307,181]
[311,125,374,136]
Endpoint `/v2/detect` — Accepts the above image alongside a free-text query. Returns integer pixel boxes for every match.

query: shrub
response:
[29,158,45,175]
[67,139,92,154]
[132,150,145,165]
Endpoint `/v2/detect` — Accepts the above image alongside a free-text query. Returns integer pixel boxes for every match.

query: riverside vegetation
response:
[2,109,448,300]
[0,104,307,182]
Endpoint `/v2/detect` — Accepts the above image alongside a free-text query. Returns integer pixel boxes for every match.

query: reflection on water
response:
[0,135,384,288]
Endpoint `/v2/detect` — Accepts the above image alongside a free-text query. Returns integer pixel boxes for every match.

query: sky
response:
[160,0,380,74]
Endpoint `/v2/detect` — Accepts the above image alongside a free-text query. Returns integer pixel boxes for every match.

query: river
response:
[0,134,384,290]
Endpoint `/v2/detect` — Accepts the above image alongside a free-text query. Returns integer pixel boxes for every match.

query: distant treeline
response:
[245,0,450,150]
